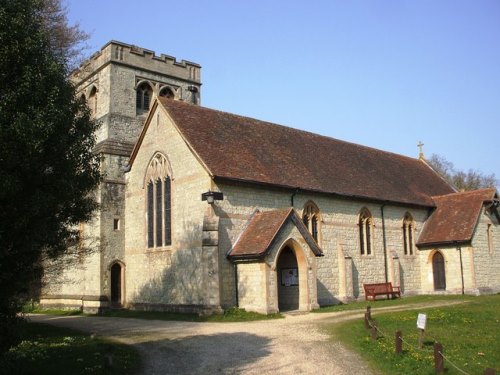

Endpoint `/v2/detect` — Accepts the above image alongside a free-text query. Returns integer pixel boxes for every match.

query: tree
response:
[427,154,498,191]
[38,0,90,69]
[0,0,100,353]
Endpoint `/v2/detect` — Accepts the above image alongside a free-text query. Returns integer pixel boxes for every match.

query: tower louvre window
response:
[136,81,152,112]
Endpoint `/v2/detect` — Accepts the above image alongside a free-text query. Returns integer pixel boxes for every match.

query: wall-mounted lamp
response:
[201,190,223,204]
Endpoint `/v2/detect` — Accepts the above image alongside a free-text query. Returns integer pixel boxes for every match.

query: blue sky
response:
[66,0,500,182]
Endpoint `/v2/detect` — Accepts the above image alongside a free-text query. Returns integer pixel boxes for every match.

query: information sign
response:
[417,313,427,330]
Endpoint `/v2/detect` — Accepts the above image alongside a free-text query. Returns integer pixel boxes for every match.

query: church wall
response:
[214,182,428,306]
[73,64,111,144]
[471,209,500,294]
[99,154,128,302]
[124,106,213,309]
[214,183,290,308]
[40,192,103,312]
[418,245,477,295]
[237,262,269,314]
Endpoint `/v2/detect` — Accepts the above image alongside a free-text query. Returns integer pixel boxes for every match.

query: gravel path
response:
[30,301,463,374]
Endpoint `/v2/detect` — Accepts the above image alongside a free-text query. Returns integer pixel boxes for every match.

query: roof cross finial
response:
[417,141,425,159]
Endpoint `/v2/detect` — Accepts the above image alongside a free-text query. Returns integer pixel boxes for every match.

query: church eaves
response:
[130,98,455,206]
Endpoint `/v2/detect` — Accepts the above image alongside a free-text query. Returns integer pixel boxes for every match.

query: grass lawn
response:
[314,294,475,313]
[328,294,500,374]
[0,323,141,375]
[29,306,283,322]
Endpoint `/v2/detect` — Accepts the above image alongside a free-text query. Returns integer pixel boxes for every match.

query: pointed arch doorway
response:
[277,246,299,311]
[110,262,123,307]
[275,240,311,312]
[432,252,446,291]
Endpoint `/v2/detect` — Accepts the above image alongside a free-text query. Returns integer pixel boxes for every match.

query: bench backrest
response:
[364,282,393,293]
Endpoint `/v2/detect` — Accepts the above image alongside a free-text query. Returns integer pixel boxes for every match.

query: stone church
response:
[41,41,500,314]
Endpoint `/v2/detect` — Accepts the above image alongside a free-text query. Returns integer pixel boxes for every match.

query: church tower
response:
[41,41,201,311]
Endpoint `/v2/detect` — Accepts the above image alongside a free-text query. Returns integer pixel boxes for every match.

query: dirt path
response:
[29,301,463,374]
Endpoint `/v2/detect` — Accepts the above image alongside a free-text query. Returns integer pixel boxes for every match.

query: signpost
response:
[417,313,427,348]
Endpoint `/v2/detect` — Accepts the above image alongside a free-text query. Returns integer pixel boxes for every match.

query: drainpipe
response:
[457,243,465,295]
[234,264,239,307]
[380,204,389,283]
[290,188,299,207]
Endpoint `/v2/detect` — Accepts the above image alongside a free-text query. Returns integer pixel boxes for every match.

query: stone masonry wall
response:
[214,182,428,306]
[471,209,500,293]
[125,105,213,308]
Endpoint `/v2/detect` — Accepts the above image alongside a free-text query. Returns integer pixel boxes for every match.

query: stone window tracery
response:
[146,153,172,248]
[359,208,373,255]
[159,86,174,99]
[302,202,320,243]
[403,213,414,255]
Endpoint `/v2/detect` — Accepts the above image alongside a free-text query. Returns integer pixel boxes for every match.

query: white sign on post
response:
[417,313,427,330]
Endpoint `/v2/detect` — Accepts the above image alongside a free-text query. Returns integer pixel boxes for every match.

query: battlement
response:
[71,40,201,85]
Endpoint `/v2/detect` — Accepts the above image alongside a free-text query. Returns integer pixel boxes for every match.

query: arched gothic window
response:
[159,86,175,99]
[403,213,414,255]
[302,202,320,243]
[136,82,153,112]
[359,208,373,255]
[145,153,172,248]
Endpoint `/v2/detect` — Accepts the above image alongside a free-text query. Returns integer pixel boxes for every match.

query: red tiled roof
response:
[417,188,497,247]
[152,98,454,206]
[228,208,322,260]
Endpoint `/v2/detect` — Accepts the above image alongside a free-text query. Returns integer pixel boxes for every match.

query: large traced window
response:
[146,153,172,248]
[403,213,414,255]
[359,208,373,255]
[136,81,153,112]
[302,201,320,243]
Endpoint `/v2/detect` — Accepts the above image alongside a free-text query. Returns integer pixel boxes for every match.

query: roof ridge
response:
[432,187,496,199]
[160,98,424,165]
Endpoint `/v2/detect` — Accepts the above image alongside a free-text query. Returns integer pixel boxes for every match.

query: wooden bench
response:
[363,282,401,301]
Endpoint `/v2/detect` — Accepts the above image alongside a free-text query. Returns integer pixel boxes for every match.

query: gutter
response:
[456,242,465,295]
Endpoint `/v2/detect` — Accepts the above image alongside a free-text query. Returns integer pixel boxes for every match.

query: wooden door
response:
[111,263,122,306]
[432,252,446,290]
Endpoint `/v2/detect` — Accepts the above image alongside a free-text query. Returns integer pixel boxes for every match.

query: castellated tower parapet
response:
[71,40,202,147]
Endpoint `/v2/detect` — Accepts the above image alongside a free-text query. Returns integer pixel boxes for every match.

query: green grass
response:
[30,306,283,322]
[99,307,283,322]
[202,307,283,322]
[314,294,474,313]
[0,323,141,375]
[329,294,500,374]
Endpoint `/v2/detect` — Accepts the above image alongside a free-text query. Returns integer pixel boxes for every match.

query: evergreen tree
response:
[0,0,100,352]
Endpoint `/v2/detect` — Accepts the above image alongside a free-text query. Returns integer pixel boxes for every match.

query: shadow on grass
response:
[0,323,141,375]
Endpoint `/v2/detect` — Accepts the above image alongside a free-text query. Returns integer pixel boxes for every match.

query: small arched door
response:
[277,247,299,311]
[432,252,446,291]
[110,263,122,307]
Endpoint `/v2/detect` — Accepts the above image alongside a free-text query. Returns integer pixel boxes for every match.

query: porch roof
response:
[227,208,323,262]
